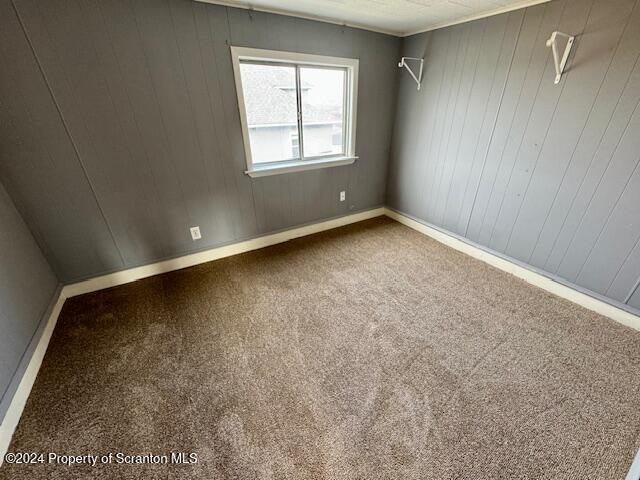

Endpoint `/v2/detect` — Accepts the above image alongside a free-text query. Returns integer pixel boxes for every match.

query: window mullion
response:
[294,65,305,160]
[342,69,349,156]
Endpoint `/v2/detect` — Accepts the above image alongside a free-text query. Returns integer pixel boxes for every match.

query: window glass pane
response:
[290,132,300,158]
[300,67,345,158]
[239,62,298,164]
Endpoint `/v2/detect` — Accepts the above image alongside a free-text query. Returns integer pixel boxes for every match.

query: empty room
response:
[1,0,640,478]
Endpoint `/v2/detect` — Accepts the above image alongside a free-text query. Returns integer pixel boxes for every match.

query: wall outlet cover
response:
[190,226,202,241]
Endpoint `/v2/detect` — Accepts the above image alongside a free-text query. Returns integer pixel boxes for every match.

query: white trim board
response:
[0,208,384,464]
[384,208,640,333]
[64,207,385,298]
[0,292,66,467]
[626,447,640,480]
[246,156,357,178]
[1,205,639,472]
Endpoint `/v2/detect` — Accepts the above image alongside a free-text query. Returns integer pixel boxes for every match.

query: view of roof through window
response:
[239,62,345,164]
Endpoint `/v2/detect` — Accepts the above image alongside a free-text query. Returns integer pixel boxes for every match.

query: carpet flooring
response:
[2,217,640,479]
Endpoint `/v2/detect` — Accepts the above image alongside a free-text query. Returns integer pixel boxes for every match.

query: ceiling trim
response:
[193,0,401,36]
[195,0,553,37]
[402,0,552,36]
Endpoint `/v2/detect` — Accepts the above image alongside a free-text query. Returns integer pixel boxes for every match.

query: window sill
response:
[245,156,357,178]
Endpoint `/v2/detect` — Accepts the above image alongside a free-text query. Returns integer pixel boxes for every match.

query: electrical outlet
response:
[190,226,202,241]
[340,191,346,202]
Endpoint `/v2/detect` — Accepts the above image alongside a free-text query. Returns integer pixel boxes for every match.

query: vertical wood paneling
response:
[0,0,123,280]
[0,180,58,421]
[386,31,435,213]
[168,0,237,243]
[476,0,568,248]
[361,31,394,208]
[629,283,640,309]
[488,0,593,253]
[576,163,640,293]
[543,57,640,276]
[528,1,640,271]
[16,0,134,271]
[94,0,192,252]
[556,107,640,281]
[441,13,509,234]
[504,0,637,263]
[464,4,547,242]
[415,29,456,222]
[456,10,524,235]
[351,27,378,211]
[388,0,640,313]
[0,0,400,282]
[0,182,57,364]
[410,32,449,219]
[83,0,172,258]
[424,25,467,222]
[132,0,230,251]
[205,5,260,239]
[434,21,485,226]
[607,241,640,303]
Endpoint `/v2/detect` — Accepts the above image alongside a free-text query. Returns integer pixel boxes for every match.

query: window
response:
[290,132,300,158]
[231,47,358,177]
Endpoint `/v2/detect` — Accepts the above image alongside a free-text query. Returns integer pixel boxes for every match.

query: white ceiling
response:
[197,0,550,36]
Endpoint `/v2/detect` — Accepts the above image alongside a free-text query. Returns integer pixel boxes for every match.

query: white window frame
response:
[230,46,359,178]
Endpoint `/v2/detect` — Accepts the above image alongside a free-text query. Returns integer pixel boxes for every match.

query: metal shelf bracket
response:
[546,31,574,84]
[398,56,424,91]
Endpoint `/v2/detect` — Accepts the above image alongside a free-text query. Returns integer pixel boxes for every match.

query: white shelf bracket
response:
[546,31,574,84]
[398,56,424,91]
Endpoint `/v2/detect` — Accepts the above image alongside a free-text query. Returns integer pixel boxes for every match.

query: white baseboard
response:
[2,206,638,471]
[626,447,640,480]
[0,291,66,467]
[384,208,640,332]
[64,207,385,298]
[0,208,385,465]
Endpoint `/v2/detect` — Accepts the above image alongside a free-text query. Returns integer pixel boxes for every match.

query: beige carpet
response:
[2,217,640,479]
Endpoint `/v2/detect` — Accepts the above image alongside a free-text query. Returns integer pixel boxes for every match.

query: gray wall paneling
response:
[0,0,123,280]
[0,181,59,421]
[453,12,524,236]
[0,0,400,283]
[388,0,640,313]
[504,0,638,263]
[463,4,548,242]
[471,0,583,249]
[3,0,637,312]
[629,284,640,309]
[529,3,640,277]
[439,14,511,234]
[483,0,595,254]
